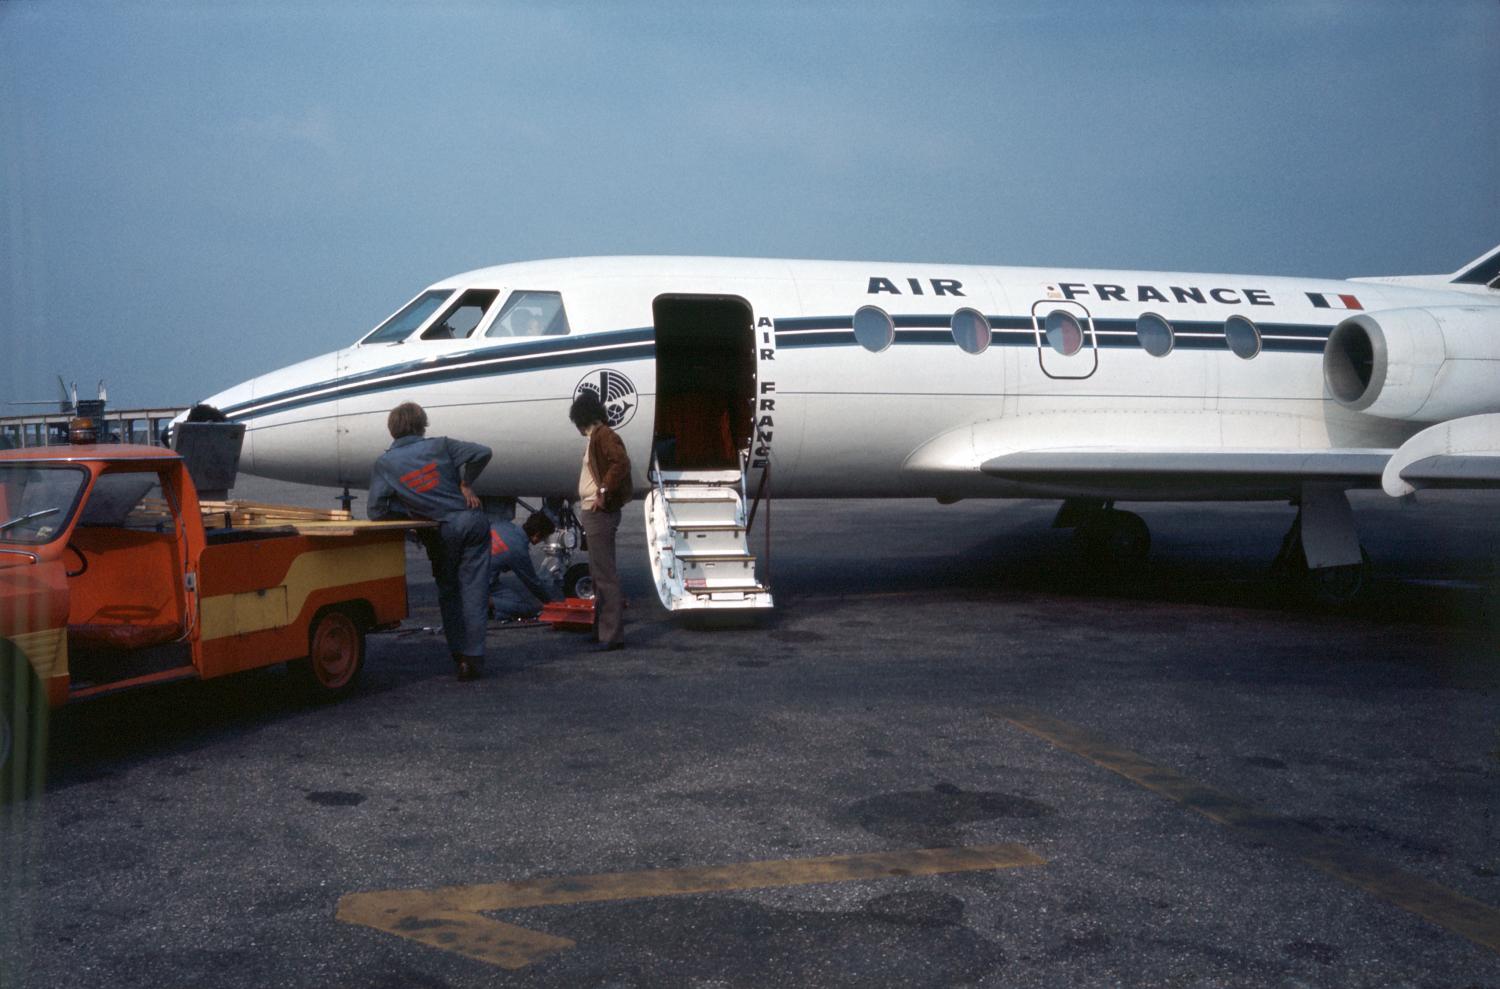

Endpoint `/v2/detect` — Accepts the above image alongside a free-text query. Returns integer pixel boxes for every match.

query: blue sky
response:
[2,1,1496,409]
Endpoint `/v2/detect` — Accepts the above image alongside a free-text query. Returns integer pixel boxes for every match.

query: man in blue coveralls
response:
[487,512,559,622]
[368,402,492,681]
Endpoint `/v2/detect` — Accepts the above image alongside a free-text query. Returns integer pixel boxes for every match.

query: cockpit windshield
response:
[360,290,454,345]
[485,291,570,337]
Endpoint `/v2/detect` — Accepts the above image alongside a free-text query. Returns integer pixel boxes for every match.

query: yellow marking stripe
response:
[199,541,403,641]
[7,626,67,680]
[338,844,1044,970]
[997,706,1500,956]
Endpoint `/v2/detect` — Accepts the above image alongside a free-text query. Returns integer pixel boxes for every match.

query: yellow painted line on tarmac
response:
[337,844,1044,970]
[997,706,1500,956]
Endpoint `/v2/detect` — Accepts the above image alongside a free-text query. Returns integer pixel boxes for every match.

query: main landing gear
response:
[1054,499,1151,572]
[1272,509,1371,608]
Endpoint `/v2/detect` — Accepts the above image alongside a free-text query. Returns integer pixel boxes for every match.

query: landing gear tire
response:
[1074,509,1151,572]
[1273,517,1371,607]
[1303,555,1371,608]
[291,607,365,701]
[1,647,49,805]
[564,563,594,600]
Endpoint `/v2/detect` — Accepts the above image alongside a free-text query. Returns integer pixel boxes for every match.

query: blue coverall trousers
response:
[430,508,492,658]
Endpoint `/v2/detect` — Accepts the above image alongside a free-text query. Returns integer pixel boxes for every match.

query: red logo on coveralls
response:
[401,462,440,493]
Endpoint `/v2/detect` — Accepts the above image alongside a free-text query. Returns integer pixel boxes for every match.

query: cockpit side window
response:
[360,290,454,345]
[420,289,501,341]
[484,291,570,338]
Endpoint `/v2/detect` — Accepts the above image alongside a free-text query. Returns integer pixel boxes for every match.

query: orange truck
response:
[1,443,416,802]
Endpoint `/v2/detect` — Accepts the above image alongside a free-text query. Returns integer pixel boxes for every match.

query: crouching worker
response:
[489,512,559,622]
[368,402,492,681]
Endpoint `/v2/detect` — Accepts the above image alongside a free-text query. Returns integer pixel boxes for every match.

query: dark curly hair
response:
[522,511,556,542]
[568,391,608,431]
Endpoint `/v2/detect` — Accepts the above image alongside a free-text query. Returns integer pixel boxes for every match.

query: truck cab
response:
[1,444,412,802]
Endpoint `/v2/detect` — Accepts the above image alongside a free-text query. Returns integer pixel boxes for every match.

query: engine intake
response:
[1323,306,1500,422]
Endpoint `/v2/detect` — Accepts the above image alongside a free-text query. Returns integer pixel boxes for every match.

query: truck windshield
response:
[0,464,89,544]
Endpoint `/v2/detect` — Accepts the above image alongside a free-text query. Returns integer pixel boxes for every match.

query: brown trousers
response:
[580,507,623,645]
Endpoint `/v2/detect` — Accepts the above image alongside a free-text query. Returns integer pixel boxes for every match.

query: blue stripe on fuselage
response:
[222,328,655,422]
[774,315,1333,352]
[224,311,1335,425]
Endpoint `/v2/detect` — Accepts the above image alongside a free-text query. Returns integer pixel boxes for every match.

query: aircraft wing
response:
[976,448,1391,499]
[1394,455,1500,488]
[901,415,1396,500]
[1381,414,1500,496]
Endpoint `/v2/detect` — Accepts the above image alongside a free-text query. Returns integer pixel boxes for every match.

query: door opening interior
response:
[651,295,756,469]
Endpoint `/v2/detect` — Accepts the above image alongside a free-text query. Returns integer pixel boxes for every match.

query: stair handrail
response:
[649,448,677,535]
[743,452,772,590]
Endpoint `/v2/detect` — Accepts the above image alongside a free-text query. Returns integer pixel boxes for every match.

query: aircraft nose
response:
[199,352,342,485]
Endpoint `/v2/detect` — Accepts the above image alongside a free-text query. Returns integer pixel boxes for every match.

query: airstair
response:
[645,453,773,612]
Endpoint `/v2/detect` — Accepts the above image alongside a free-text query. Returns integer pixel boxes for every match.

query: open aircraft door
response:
[1031,300,1099,380]
[645,295,772,612]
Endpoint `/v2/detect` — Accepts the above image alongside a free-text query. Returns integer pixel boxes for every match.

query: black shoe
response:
[593,641,625,653]
[455,657,481,680]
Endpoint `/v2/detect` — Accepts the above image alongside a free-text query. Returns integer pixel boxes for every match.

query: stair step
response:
[672,521,745,532]
[654,469,742,485]
[685,578,768,594]
[663,492,739,506]
[675,551,755,563]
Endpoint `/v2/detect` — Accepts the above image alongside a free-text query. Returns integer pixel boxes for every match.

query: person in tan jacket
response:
[569,392,632,649]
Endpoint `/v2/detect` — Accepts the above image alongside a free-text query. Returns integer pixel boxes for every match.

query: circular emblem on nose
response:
[574,369,639,428]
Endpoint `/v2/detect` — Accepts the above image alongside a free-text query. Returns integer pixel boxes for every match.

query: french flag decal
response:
[1306,292,1363,310]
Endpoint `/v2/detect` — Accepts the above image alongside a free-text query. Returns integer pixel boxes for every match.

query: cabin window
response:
[420,289,501,340]
[360,290,454,345]
[950,308,991,355]
[1043,309,1085,356]
[853,305,894,353]
[1225,315,1261,359]
[1136,313,1174,357]
[485,291,570,337]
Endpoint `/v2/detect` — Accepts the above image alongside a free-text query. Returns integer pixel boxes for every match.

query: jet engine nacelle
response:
[1323,306,1500,422]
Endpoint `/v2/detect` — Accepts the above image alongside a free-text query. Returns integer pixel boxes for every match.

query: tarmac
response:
[3,478,1497,988]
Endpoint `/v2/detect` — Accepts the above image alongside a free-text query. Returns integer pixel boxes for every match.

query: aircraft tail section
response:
[1451,244,1500,287]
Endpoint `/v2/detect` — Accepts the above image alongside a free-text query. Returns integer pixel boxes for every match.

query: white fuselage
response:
[197,256,1493,501]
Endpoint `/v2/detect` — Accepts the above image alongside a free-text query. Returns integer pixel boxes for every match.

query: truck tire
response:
[291,607,365,701]
[1,645,49,804]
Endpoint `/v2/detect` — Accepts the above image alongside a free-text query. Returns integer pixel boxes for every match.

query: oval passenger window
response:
[1225,315,1261,359]
[1136,312,1174,357]
[1043,310,1085,356]
[950,308,991,355]
[853,306,895,353]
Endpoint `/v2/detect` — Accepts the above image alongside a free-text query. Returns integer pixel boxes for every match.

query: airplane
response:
[184,246,1500,612]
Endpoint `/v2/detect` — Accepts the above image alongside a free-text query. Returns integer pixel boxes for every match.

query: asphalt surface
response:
[3,482,1498,988]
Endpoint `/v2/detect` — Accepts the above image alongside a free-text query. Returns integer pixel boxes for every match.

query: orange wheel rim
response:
[311,613,357,689]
